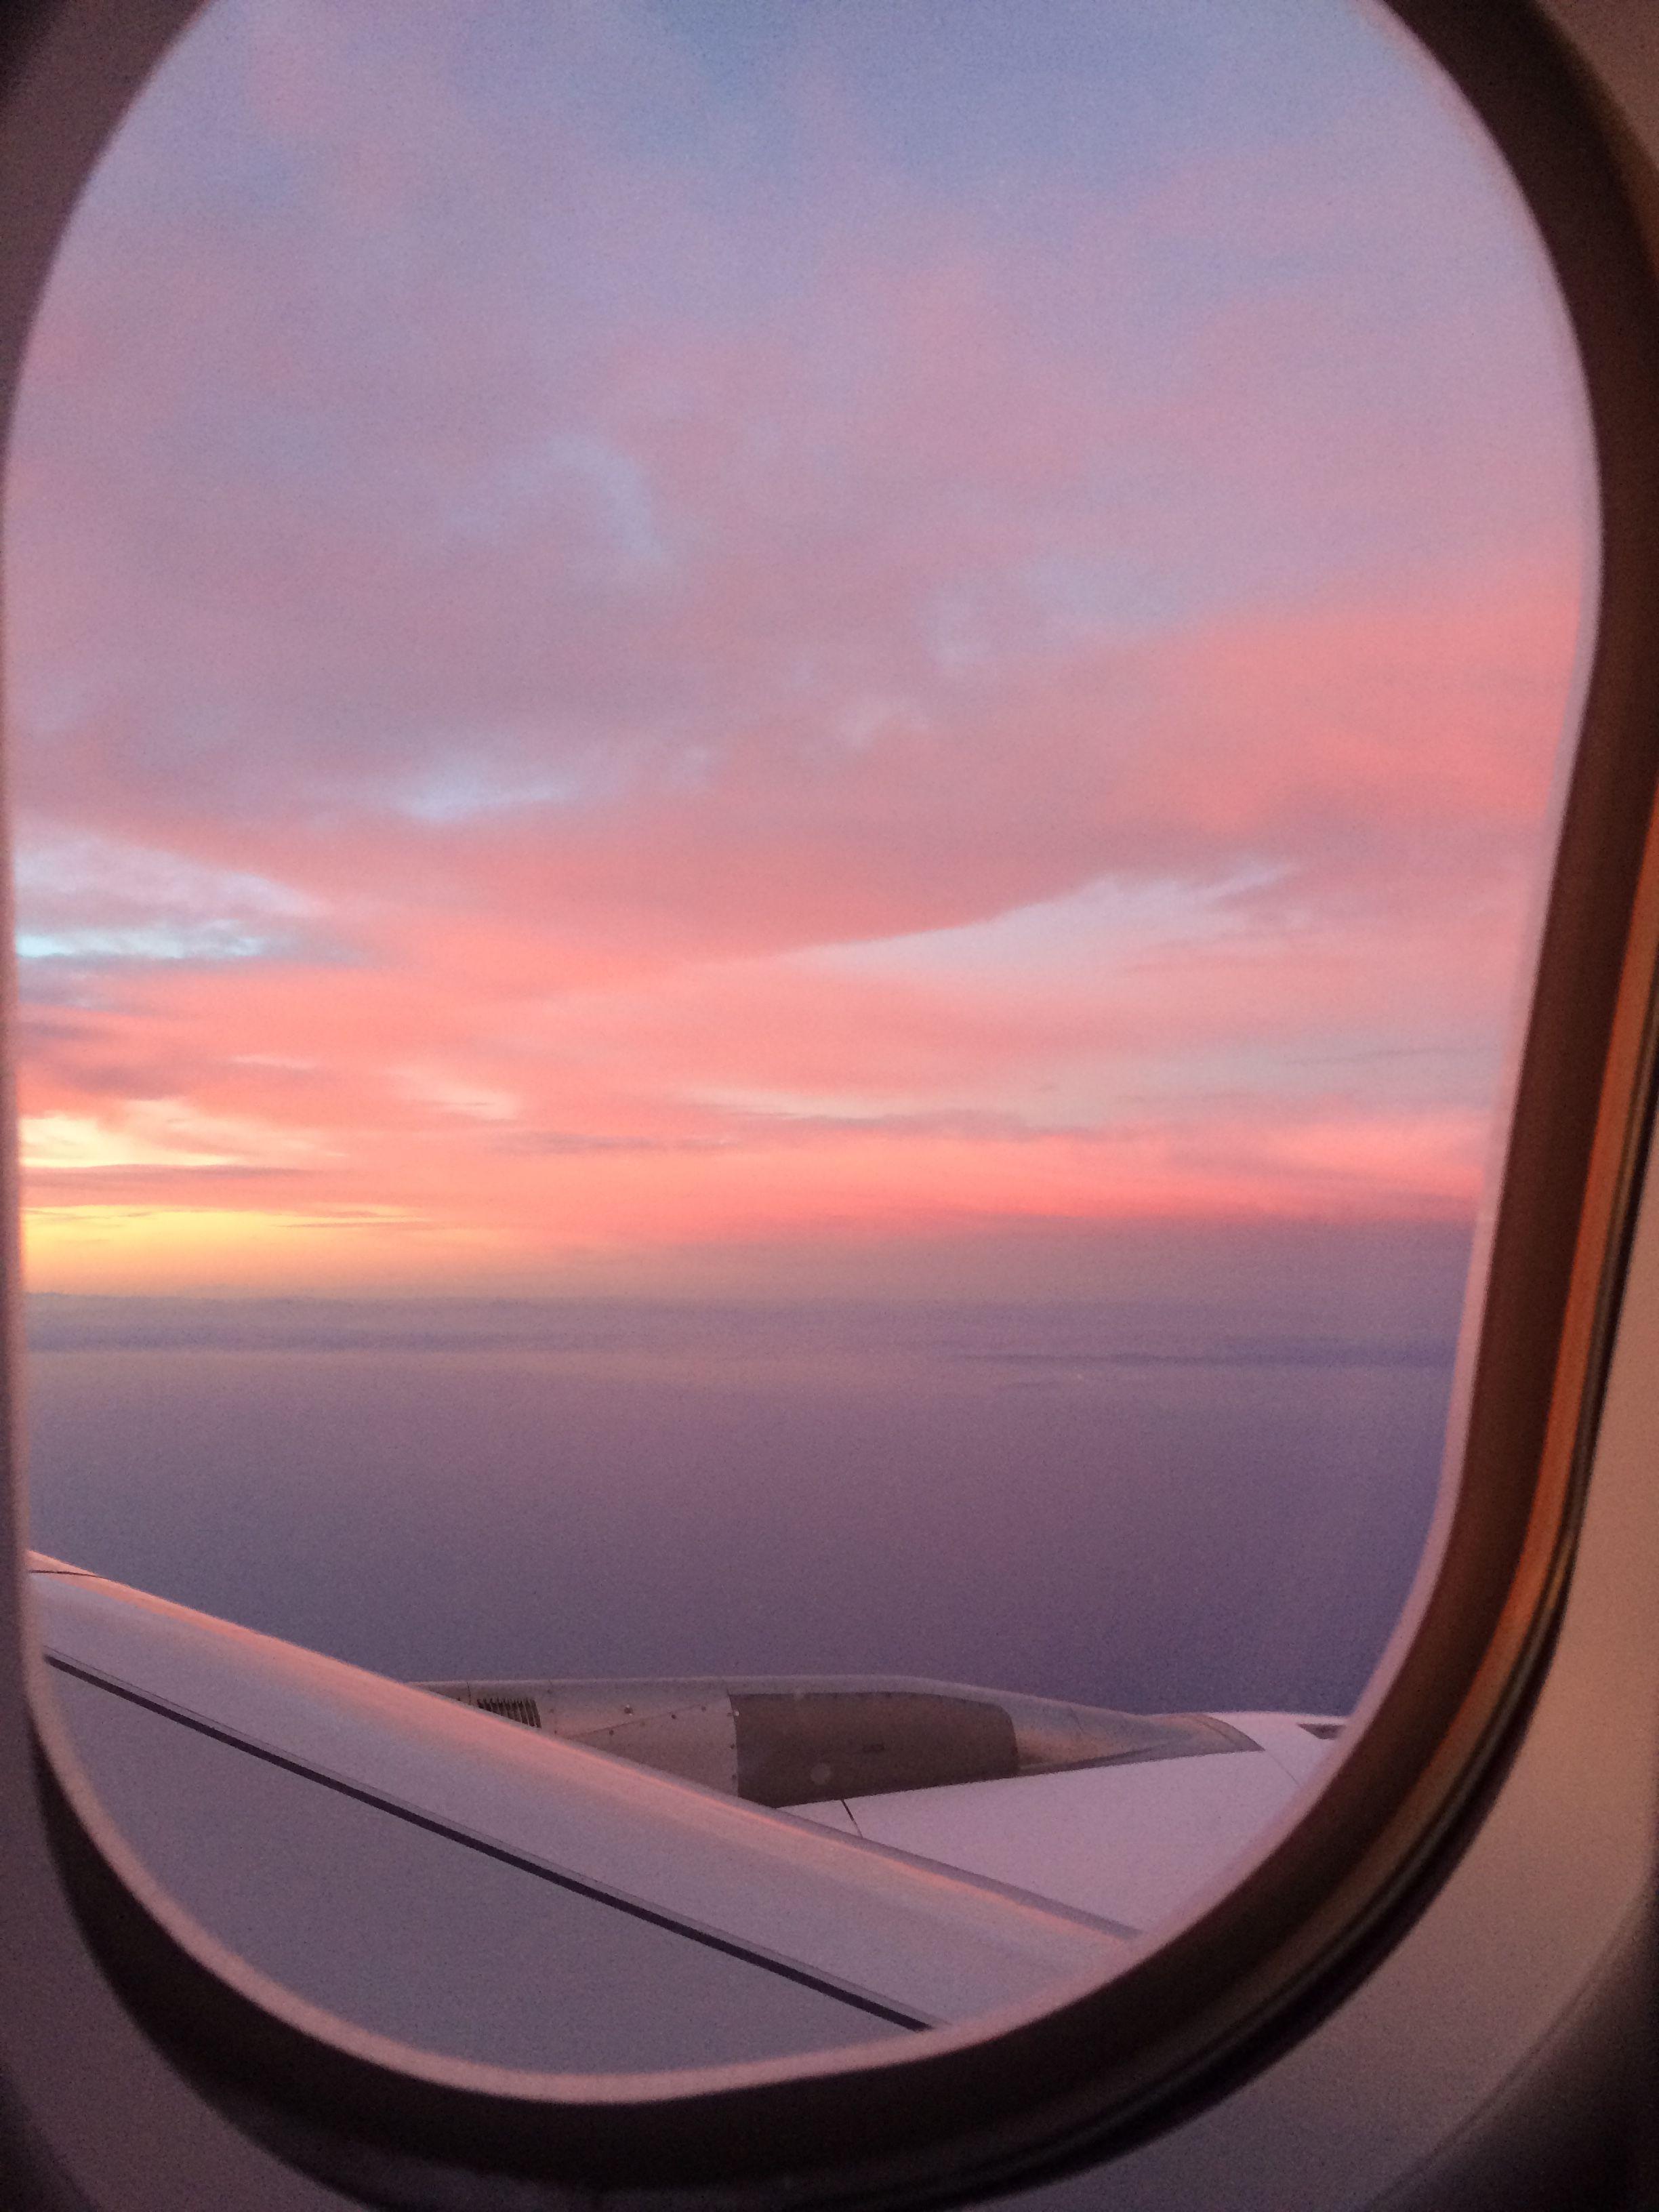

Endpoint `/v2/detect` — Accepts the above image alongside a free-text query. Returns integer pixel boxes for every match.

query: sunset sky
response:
[3,0,1591,1300]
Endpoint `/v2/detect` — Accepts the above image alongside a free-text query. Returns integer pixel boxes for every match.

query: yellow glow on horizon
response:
[22,1204,507,1294]
[17,1096,1481,1294]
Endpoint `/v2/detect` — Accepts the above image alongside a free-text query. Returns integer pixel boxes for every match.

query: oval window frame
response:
[2,1,1658,2206]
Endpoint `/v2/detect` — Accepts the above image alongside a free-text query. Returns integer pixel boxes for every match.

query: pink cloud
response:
[4,0,1591,1288]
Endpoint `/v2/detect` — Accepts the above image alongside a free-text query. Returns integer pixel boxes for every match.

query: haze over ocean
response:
[24,1220,1465,1717]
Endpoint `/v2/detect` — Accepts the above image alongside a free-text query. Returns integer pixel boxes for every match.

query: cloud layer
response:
[5,0,1591,1294]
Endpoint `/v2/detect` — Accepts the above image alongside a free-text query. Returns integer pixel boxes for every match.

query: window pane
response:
[8,0,1593,2069]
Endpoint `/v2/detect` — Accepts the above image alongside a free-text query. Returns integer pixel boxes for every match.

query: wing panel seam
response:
[41,1653,930,2032]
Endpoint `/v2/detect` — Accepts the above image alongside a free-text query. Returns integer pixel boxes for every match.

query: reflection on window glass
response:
[7,0,1589,2068]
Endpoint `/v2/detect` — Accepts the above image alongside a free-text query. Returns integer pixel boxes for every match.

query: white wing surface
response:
[26,1555,1338,2071]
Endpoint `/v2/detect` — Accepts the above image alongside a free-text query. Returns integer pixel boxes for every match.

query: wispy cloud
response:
[22,1099,337,1172]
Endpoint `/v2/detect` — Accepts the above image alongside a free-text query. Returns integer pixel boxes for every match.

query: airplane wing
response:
[26,1553,1340,2073]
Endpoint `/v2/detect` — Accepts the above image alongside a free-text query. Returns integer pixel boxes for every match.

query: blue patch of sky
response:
[287,0,1532,389]
[632,0,1557,380]
[11,832,329,967]
[16,922,290,964]
[645,0,1399,204]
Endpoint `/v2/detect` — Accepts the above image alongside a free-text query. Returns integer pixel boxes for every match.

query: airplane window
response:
[5,0,1594,2079]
